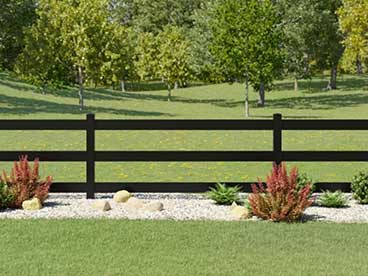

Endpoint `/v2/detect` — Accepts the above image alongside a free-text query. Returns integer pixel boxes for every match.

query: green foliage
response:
[338,0,368,73]
[211,0,284,109]
[129,0,201,33]
[0,181,13,210]
[296,173,315,196]
[189,1,223,82]
[318,190,347,208]
[134,32,159,81]
[156,26,192,100]
[206,183,241,205]
[0,0,37,70]
[351,171,368,204]
[100,25,136,90]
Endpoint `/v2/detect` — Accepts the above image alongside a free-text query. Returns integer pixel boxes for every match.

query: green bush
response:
[206,183,241,205]
[352,172,368,204]
[318,191,347,208]
[0,181,13,210]
[296,173,315,196]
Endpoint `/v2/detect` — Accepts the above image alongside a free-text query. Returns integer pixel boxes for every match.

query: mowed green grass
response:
[0,220,367,276]
[0,72,368,182]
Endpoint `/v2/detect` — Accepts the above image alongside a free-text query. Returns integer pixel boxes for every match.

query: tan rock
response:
[126,197,144,209]
[22,198,42,211]
[92,200,111,211]
[113,190,131,203]
[230,201,238,210]
[144,201,164,212]
[231,206,249,220]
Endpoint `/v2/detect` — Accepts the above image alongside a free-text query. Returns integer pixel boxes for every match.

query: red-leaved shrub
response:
[248,163,313,222]
[1,156,52,208]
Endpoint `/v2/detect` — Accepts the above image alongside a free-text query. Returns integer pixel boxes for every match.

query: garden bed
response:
[1,193,367,223]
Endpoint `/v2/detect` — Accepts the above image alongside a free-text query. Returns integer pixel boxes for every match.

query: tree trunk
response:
[167,84,172,102]
[174,81,179,90]
[257,82,265,107]
[121,79,126,92]
[78,66,84,111]
[356,58,363,75]
[327,66,337,90]
[244,77,250,118]
[294,77,298,92]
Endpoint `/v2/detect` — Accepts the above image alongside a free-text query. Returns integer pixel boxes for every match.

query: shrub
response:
[206,183,241,205]
[351,172,368,204]
[1,156,52,209]
[0,181,13,210]
[297,172,314,196]
[248,163,313,222]
[318,190,347,208]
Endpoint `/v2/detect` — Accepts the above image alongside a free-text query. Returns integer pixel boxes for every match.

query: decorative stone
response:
[230,201,238,210]
[126,197,144,209]
[92,200,111,211]
[231,206,249,219]
[22,198,42,211]
[113,190,131,203]
[249,216,263,221]
[144,201,164,212]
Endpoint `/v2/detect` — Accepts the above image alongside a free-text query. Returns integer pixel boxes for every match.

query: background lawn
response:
[0,72,368,183]
[0,219,367,276]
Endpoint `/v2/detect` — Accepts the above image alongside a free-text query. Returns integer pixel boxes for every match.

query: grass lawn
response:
[0,219,367,276]
[0,72,368,183]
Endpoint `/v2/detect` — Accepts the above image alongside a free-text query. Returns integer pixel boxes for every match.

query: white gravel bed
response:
[1,193,368,223]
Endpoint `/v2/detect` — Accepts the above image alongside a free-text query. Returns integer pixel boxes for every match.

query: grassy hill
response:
[0,71,367,183]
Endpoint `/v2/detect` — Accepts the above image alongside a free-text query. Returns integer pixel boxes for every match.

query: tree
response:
[134,32,159,82]
[131,0,202,33]
[338,0,368,74]
[279,0,312,92]
[18,0,112,110]
[100,25,136,91]
[189,0,223,82]
[307,0,344,90]
[211,0,283,115]
[58,0,112,110]
[0,0,37,70]
[156,26,192,101]
[15,0,73,88]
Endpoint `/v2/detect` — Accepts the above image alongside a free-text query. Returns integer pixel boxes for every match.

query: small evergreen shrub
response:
[351,172,368,204]
[318,190,347,208]
[249,163,313,222]
[1,156,53,209]
[206,183,241,205]
[297,172,314,196]
[0,181,13,210]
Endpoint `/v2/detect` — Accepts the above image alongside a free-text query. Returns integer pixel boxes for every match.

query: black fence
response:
[0,113,367,198]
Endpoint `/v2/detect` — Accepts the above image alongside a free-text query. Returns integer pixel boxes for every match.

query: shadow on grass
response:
[0,94,173,117]
[273,76,368,93]
[212,92,368,111]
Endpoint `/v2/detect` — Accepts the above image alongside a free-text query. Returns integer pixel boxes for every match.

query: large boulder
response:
[113,190,131,203]
[126,197,144,209]
[144,201,164,212]
[92,200,111,212]
[22,198,42,211]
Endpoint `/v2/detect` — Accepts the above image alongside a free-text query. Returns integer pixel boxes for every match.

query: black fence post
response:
[273,113,282,166]
[86,114,95,199]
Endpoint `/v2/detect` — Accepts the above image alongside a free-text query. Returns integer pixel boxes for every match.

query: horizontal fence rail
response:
[0,113,367,198]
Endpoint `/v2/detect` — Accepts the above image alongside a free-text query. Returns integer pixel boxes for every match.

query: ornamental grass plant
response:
[249,163,313,222]
[1,156,52,208]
